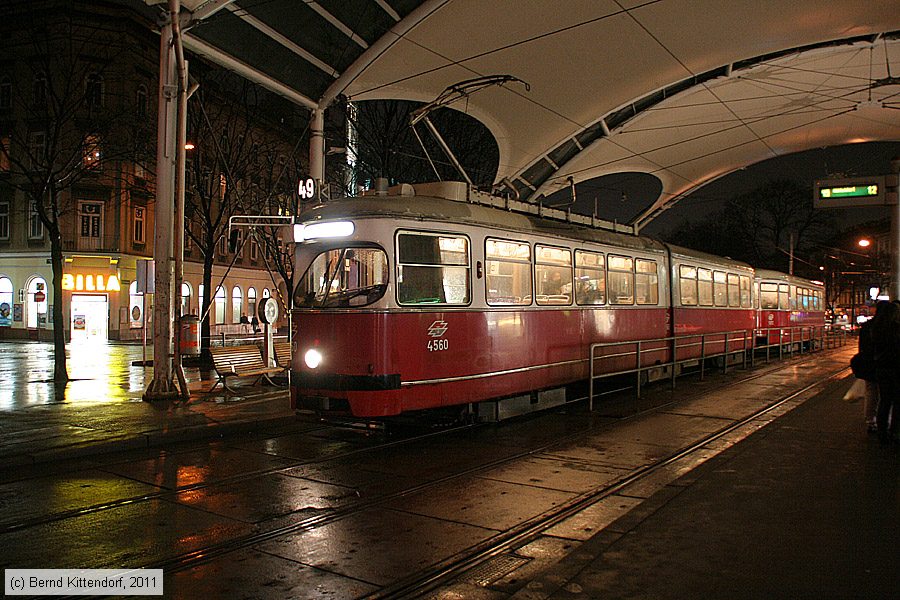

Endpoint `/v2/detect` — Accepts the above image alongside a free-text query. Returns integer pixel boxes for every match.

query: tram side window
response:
[294,246,389,308]
[814,290,822,310]
[778,284,790,309]
[727,273,740,307]
[535,245,572,305]
[608,255,634,305]
[635,259,658,305]
[396,231,470,305]
[740,275,752,308]
[798,287,808,310]
[698,268,713,306]
[713,271,727,307]
[486,238,532,305]
[679,265,698,306]
[760,283,779,309]
[789,286,797,310]
[575,250,606,305]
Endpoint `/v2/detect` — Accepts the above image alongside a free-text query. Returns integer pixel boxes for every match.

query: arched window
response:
[181,282,191,316]
[262,288,270,299]
[247,287,257,320]
[0,276,13,326]
[129,281,143,328]
[214,285,225,325]
[26,276,47,328]
[231,286,242,324]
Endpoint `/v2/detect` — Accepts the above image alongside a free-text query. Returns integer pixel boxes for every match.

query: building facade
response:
[0,0,302,344]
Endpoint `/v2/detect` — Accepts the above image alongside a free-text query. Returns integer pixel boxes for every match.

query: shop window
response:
[181,282,191,317]
[535,245,572,305]
[485,238,531,306]
[214,286,225,325]
[247,287,257,319]
[575,250,606,305]
[129,281,144,329]
[0,276,12,327]
[397,231,470,305]
[231,286,243,324]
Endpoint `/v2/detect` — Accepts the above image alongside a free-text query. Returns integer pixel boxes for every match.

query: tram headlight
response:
[304,348,323,369]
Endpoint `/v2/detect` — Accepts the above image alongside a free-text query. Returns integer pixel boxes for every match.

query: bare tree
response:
[347,99,499,190]
[184,73,305,358]
[0,7,145,383]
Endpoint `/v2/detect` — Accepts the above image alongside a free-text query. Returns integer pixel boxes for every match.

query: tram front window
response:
[294,247,388,308]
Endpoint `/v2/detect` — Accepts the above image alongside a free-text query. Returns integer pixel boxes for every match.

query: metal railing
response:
[588,325,847,409]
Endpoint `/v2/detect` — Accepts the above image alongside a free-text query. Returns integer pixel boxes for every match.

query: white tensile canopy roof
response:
[143,0,900,229]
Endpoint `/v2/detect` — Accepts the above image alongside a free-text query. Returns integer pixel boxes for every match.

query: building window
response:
[214,285,225,325]
[83,134,101,169]
[0,77,11,110]
[0,201,8,240]
[136,84,148,117]
[29,202,43,239]
[86,73,103,108]
[133,206,145,244]
[231,286,242,324]
[33,72,47,106]
[28,131,46,169]
[181,282,191,316]
[0,136,10,171]
[78,202,102,249]
[250,239,258,261]
[218,234,226,256]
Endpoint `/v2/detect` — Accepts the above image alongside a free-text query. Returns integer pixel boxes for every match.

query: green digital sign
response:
[818,184,879,199]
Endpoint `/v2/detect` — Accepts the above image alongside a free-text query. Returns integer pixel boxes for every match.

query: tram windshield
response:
[294,246,388,308]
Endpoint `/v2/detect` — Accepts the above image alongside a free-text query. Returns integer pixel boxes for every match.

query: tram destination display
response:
[814,176,887,208]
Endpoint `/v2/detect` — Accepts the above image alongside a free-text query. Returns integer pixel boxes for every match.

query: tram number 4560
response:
[427,339,449,352]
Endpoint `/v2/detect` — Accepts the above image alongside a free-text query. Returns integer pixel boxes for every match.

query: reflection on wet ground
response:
[0,341,208,409]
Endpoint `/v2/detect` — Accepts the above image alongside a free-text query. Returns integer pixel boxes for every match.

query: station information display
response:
[814,176,887,208]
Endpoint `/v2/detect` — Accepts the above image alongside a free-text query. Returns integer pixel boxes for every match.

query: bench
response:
[208,345,282,393]
[273,341,292,372]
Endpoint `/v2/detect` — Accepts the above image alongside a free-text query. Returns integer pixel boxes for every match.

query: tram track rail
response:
[3,347,852,593]
[369,363,852,599]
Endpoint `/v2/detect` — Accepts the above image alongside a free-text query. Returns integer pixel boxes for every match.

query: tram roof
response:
[139,1,900,229]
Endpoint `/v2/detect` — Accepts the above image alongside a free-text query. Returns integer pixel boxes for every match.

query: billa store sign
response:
[61,273,121,292]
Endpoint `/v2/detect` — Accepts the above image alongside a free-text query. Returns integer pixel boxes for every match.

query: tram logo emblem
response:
[427,320,448,338]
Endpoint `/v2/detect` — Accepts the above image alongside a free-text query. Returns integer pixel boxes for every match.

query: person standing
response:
[872,301,900,444]
[857,301,889,431]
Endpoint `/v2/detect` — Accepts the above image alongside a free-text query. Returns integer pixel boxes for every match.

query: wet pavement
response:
[0,340,294,467]
[2,342,891,599]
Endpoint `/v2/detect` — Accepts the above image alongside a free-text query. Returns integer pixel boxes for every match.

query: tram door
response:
[70,294,108,342]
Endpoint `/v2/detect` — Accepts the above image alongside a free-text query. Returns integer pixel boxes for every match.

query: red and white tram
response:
[754,269,826,346]
[289,183,769,418]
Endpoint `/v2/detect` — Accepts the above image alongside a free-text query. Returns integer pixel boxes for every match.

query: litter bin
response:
[179,314,200,356]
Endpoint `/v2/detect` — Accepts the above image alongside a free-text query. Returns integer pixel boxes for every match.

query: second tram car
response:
[755,269,825,347]
[289,183,815,419]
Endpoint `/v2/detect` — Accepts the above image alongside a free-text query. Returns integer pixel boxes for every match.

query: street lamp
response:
[858,238,871,248]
